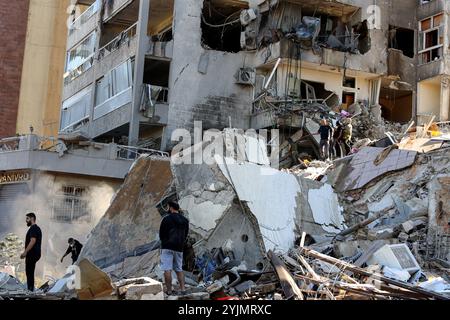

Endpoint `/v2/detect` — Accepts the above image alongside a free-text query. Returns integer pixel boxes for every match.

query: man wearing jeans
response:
[159,201,189,295]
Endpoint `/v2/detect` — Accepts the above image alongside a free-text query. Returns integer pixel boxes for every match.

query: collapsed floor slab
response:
[79,155,173,276]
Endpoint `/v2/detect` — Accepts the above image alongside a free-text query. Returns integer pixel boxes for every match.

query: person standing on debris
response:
[60,238,83,265]
[316,119,333,161]
[333,120,344,159]
[20,212,42,292]
[341,117,353,155]
[159,201,189,295]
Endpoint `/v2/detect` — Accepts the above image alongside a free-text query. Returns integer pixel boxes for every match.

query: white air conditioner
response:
[240,9,257,26]
[367,244,421,274]
[236,68,256,85]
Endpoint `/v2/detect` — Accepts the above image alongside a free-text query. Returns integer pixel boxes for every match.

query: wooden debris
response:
[267,250,304,300]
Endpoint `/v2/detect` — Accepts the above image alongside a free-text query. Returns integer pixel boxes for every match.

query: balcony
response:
[418,0,445,20]
[94,87,133,120]
[95,23,138,78]
[255,38,387,75]
[141,84,169,125]
[147,39,173,60]
[102,0,135,23]
[67,0,100,50]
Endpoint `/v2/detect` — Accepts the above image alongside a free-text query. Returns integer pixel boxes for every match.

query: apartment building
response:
[60,0,422,153]
[0,0,30,138]
[417,0,450,124]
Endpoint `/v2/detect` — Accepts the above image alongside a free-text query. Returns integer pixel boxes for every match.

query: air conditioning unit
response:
[367,244,421,274]
[240,9,257,26]
[241,28,257,50]
[236,68,256,85]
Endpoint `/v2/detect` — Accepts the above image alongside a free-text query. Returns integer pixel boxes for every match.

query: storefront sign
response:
[0,171,31,185]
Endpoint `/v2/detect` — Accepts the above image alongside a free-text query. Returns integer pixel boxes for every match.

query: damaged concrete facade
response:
[60,0,426,154]
[0,134,134,279]
[417,0,450,124]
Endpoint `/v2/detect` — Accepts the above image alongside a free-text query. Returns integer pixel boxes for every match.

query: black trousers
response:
[25,255,40,291]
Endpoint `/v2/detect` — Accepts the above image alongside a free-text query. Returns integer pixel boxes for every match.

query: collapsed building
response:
[60,0,429,155]
[3,126,448,300]
[2,0,450,301]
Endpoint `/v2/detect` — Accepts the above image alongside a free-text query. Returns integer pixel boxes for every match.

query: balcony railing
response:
[68,0,100,36]
[63,54,95,85]
[98,23,138,60]
[116,145,169,160]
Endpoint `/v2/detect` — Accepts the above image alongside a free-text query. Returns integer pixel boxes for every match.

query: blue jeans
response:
[160,249,183,272]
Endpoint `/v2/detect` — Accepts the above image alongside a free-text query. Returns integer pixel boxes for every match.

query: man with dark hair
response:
[61,238,83,265]
[20,212,42,292]
[159,201,189,295]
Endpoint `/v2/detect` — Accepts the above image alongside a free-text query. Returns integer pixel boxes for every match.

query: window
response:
[94,59,133,107]
[419,14,444,64]
[343,76,356,88]
[52,186,91,223]
[66,33,96,72]
[61,86,91,130]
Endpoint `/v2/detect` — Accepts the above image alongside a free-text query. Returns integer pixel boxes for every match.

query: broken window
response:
[66,32,96,73]
[389,26,414,58]
[52,186,91,223]
[343,76,356,89]
[201,0,247,53]
[95,59,134,107]
[419,14,444,64]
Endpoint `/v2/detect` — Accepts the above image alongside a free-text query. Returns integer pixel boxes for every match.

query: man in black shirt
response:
[159,201,189,295]
[20,212,42,291]
[316,119,333,161]
[61,238,83,265]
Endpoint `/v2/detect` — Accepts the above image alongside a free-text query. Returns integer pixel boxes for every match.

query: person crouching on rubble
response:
[315,119,333,161]
[60,238,83,265]
[159,201,189,296]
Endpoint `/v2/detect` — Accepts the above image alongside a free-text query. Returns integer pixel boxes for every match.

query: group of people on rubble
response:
[18,212,84,292]
[19,201,189,296]
[315,114,353,161]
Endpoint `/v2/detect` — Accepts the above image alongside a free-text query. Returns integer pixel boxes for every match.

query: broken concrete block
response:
[404,198,428,218]
[401,221,415,234]
[234,280,255,293]
[124,278,163,300]
[76,259,114,300]
[167,295,179,300]
[408,232,421,242]
[141,291,164,300]
[207,281,223,294]
[397,232,409,243]
[382,266,411,282]
[368,227,395,240]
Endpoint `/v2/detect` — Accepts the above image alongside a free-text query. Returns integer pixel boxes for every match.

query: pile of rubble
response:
[1,125,449,300]
[0,234,24,277]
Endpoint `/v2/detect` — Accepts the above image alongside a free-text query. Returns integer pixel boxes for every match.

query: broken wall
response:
[79,156,172,270]
[162,0,256,150]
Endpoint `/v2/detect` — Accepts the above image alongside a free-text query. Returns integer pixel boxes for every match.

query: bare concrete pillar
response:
[129,0,150,146]
[440,76,450,121]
